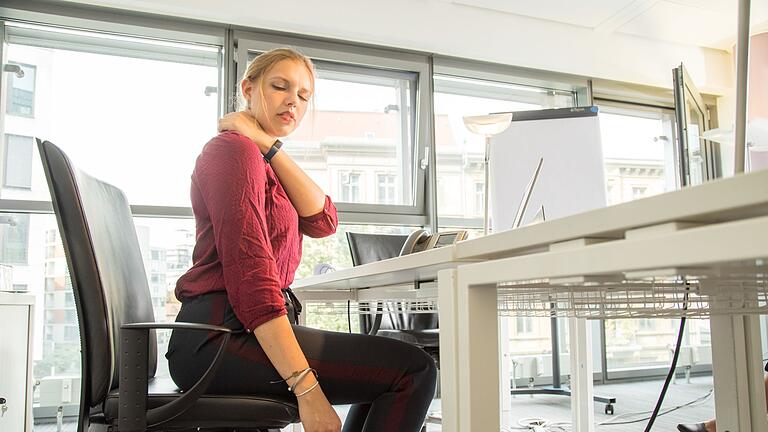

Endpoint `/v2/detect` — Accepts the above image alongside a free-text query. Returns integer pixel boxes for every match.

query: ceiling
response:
[447,0,768,50]
[43,0,766,91]
[56,0,768,51]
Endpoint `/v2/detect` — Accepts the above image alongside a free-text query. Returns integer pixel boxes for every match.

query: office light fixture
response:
[463,112,513,235]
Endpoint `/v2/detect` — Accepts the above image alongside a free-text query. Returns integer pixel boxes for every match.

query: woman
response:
[166,47,437,432]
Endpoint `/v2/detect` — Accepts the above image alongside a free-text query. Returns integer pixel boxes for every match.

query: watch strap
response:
[263,139,283,163]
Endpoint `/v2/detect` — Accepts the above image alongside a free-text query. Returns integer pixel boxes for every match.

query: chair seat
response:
[376,329,440,348]
[103,377,299,430]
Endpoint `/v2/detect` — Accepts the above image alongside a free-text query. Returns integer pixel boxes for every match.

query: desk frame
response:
[293,170,768,432]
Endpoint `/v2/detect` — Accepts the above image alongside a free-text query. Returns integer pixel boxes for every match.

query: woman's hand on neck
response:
[218,111,276,154]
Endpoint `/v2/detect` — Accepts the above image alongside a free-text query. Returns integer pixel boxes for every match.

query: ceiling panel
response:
[667,0,736,13]
[620,0,768,49]
[448,0,637,28]
[619,1,737,48]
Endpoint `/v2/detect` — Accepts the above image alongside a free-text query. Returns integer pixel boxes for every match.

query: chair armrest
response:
[118,321,231,431]
[122,321,232,333]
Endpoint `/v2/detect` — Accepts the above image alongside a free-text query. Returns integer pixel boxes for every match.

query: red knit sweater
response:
[175,131,338,330]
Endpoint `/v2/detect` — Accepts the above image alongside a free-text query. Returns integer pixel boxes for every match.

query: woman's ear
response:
[241,79,253,107]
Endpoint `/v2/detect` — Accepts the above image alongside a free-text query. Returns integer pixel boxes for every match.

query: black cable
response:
[347,300,352,333]
[644,288,690,432]
[601,388,712,426]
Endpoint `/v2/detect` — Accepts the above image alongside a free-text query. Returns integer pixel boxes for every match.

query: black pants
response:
[167,292,437,432]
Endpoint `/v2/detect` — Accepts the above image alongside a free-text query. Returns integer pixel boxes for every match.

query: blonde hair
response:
[239,47,316,112]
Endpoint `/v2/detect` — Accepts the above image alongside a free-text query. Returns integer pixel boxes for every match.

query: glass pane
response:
[252,57,419,207]
[6,62,37,117]
[605,318,711,376]
[4,134,34,189]
[434,75,575,230]
[687,105,706,185]
[132,217,196,379]
[2,25,220,206]
[599,107,678,205]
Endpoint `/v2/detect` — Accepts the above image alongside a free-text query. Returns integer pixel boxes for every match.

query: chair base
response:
[510,386,616,415]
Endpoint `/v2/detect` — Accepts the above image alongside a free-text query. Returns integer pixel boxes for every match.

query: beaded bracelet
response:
[270,367,307,385]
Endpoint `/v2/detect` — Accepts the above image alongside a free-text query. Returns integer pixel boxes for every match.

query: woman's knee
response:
[401,342,438,380]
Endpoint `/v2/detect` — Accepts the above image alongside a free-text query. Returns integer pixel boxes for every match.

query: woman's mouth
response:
[278,111,295,123]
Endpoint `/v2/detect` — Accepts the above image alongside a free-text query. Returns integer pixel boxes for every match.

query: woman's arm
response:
[254,315,341,431]
[268,149,325,217]
[219,111,326,217]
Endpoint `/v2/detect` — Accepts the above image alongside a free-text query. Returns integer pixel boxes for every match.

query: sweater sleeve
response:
[197,132,286,330]
[298,195,338,238]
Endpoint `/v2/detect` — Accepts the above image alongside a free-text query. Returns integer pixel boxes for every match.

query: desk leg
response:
[568,317,595,432]
[456,270,500,431]
[500,316,512,429]
[438,269,459,432]
[711,313,768,432]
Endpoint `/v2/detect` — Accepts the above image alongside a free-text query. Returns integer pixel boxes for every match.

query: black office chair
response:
[345,232,440,366]
[38,139,299,432]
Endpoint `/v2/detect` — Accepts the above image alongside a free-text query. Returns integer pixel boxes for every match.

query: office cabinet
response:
[0,292,35,432]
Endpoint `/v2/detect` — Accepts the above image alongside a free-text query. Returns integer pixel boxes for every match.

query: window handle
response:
[420,146,430,170]
[3,64,24,78]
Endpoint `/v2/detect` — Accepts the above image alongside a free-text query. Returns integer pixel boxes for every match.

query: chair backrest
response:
[346,232,409,266]
[345,231,438,331]
[38,140,157,411]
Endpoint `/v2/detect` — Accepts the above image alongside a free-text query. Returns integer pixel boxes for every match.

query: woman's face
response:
[243,59,313,137]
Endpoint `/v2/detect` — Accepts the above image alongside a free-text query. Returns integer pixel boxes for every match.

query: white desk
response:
[293,169,768,432]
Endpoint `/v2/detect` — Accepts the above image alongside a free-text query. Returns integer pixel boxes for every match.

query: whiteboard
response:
[489,108,606,232]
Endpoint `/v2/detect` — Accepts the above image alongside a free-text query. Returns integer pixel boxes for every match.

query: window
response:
[339,171,361,202]
[235,34,430,225]
[5,62,36,117]
[4,134,34,189]
[376,173,396,204]
[433,73,576,230]
[3,22,220,206]
[242,50,419,208]
[597,103,678,206]
[0,213,30,264]
[286,62,416,207]
[515,317,534,335]
[0,19,222,419]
